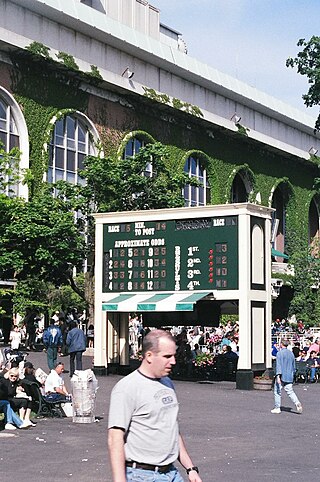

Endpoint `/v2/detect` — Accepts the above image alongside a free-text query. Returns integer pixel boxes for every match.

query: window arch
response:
[48,113,98,186]
[123,137,152,177]
[183,156,210,207]
[309,196,320,254]
[0,87,29,199]
[271,187,288,261]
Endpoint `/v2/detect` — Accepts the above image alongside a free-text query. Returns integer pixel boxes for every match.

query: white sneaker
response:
[5,423,17,430]
[271,407,281,414]
[296,402,303,413]
[19,421,31,429]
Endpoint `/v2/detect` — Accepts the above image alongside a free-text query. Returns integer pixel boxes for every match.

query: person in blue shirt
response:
[66,321,87,377]
[271,339,303,414]
[43,319,63,370]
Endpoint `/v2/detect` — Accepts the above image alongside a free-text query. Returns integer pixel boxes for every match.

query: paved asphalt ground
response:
[1,348,319,482]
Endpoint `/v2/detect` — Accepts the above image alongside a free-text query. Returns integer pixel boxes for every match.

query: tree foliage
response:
[1,141,192,318]
[0,185,85,285]
[286,36,320,130]
[79,142,190,213]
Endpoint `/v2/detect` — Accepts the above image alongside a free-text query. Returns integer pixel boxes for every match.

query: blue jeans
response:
[309,367,316,381]
[126,467,184,482]
[0,400,23,427]
[47,346,58,370]
[69,351,83,377]
[274,381,300,409]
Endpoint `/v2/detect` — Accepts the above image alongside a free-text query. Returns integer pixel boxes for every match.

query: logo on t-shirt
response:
[162,396,174,405]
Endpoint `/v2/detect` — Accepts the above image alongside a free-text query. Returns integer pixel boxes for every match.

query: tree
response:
[286,36,320,130]
[0,184,87,319]
[0,185,85,284]
[1,141,192,321]
[53,142,194,321]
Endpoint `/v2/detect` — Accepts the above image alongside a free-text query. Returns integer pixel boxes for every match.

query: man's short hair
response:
[142,329,175,357]
[281,339,289,347]
[54,361,64,369]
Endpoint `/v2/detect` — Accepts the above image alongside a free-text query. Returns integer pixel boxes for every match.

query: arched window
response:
[230,173,248,203]
[271,189,286,261]
[123,137,152,177]
[309,197,320,255]
[183,156,210,207]
[0,99,19,196]
[48,115,95,186]
[0,99,19,151]
[0,89,29,199]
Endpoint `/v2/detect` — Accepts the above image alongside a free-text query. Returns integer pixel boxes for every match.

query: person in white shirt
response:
[44,362,70,402]
[9,325,22,350]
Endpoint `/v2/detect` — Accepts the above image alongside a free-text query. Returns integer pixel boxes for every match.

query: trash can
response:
[71,369,98,423]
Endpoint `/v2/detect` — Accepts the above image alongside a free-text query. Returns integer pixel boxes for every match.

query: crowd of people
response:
[129,316,240,379]
[0,310,89,431]
[272,335,320,383]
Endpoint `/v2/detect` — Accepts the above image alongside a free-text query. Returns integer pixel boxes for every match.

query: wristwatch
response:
[186,466,199,475]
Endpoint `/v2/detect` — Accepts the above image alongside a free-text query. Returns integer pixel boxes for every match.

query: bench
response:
[21,380,66,418]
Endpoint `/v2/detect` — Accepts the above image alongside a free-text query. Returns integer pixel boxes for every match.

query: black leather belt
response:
[125,461,173,473]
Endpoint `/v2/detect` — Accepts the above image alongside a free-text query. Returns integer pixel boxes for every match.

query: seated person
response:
[222,345,238,359]
[297,350,308,361]
[44,362,71,402]
[20,361,45,406]
[306,350,320,382]
[0,368,34,428]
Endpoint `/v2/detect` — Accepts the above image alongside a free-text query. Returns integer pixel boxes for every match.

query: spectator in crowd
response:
[222,345,238,359]
[66,321,87,377]
[292,342,301,358]
[87,324,94,348]
[272,342,279,359]
[306,350,320,382]
[0,367,35,427]
[43,319,63,370]
[59,317,69,356]
[0,399,30,430]
[44,362,70,402]
[23,309,38,350]
[9,325,22,351]
[308,337,320,354]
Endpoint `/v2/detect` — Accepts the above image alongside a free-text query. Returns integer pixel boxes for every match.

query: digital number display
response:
[102,216,238,292]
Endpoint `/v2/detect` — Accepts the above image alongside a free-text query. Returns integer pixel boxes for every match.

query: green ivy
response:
[56,51,79,71]
[6,43,320,320]
[142,86,203,118]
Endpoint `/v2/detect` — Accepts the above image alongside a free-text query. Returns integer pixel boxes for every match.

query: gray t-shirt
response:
[108,370,179,465]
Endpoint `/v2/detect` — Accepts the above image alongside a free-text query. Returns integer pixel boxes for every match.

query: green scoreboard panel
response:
[103,215,238,292]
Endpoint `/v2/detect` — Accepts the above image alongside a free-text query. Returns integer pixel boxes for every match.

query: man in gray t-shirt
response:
[108,329,202,482]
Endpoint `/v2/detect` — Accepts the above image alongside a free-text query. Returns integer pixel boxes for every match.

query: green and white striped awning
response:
[102,291,212,312]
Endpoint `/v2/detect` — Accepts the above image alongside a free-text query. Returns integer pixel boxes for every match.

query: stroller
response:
[2,348,29,370]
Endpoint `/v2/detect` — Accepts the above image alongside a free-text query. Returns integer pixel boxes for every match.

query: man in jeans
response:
[272,339,303,414]
[43,319,63,370]
[108,329,202,482]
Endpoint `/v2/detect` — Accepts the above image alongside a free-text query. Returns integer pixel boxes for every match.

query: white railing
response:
[272,262,294,276]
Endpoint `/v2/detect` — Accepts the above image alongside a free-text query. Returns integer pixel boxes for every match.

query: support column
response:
[236,212,253,389]
[93,222,107,375]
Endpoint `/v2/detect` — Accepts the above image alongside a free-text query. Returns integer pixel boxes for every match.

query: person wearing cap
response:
[44,362,70,402]
[271,339,303,414]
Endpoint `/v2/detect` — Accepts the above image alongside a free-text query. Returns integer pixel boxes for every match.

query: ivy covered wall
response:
[2,50,319,320]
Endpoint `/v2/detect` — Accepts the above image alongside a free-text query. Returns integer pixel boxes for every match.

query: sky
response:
[153,0,319,120]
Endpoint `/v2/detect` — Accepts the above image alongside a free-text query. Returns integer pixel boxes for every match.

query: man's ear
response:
[144,351,153,364]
